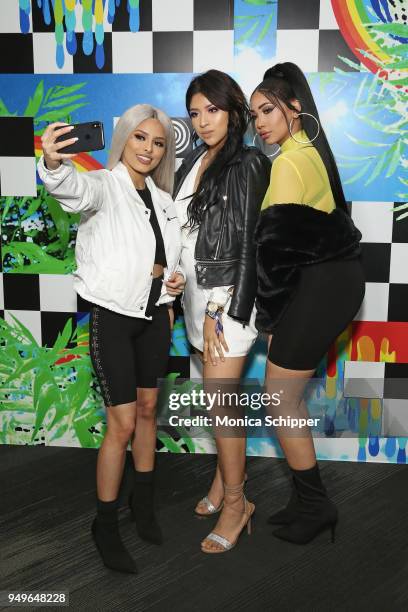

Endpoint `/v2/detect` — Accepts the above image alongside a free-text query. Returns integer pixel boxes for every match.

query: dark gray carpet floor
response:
[1,444,408,612]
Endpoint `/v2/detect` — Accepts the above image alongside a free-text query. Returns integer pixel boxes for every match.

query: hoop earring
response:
[252,133,280,158]
[289,112,320,144]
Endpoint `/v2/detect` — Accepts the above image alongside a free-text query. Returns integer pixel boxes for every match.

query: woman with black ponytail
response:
[174,69,270,553]
[250,63,365,544]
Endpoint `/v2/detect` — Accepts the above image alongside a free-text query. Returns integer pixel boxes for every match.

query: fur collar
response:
[255,203,362,333]
[255,203,361,267]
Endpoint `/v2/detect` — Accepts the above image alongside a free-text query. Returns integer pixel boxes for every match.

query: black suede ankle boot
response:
[128,470,163,545]
[267,477,299,525]
[91,498,137,574]
[272,464,338,545]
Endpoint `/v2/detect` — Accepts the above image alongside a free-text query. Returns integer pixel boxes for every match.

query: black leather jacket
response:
[174,143,271,323]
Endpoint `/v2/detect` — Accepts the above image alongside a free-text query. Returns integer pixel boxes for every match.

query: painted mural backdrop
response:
[0,0,407,463]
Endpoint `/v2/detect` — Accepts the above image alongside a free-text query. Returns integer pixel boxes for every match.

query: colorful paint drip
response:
[19,0,140,69]
[18,0,31,33]
[107,0,139,31]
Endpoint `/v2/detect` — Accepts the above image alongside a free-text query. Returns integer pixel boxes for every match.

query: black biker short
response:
[268,258,365,370]
[89,277,171,406]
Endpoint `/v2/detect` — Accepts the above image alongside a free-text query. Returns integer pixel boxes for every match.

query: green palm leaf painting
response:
[234,0,276,48]
[1,81,88,274]
[335,20,407,216]
[0,312,199,452]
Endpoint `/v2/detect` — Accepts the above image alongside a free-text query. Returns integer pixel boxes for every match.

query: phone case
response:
[55,121,105,154]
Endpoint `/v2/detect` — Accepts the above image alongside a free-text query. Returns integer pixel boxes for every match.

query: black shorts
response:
[89,282,171,406]
[268,258,365,370]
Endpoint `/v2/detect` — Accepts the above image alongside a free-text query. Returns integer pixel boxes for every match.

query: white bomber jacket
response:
[37,156,183,318]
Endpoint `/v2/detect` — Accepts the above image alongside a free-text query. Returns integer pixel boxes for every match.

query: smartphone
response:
[55,121,105,154]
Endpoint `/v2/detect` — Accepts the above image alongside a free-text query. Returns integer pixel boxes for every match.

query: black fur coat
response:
[254,203,362,333]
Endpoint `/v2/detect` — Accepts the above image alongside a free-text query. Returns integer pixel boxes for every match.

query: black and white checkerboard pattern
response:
[0,0,362,74]
[344,360,408,435]
[350,202,408,324]
[1,200,406,347]
[0,0,234,74]
[255,0,359,73]
[272,0,360,73]
[0,117,37,197]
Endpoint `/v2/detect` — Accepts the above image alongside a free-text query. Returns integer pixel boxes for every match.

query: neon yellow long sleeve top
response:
[261,129,335,213]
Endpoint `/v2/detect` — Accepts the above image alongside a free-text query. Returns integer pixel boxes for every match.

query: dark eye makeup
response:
[134,132,165,147]
[189,106,218,118]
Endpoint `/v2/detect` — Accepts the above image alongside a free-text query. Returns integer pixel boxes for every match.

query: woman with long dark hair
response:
[250,63,365,544]
[38,105,184,573]
[173,70,270,553]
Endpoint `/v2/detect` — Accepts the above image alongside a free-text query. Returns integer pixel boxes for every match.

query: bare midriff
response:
[152,263,164,278]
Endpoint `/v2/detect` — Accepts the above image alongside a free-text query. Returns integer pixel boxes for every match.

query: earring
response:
[252,133,280,158]
[289,112,320,144]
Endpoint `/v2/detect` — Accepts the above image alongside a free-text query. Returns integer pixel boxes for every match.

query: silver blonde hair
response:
[106,103,175,194]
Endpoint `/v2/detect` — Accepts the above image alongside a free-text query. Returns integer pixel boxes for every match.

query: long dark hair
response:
[254,62,349,214]
[185,69,250,230]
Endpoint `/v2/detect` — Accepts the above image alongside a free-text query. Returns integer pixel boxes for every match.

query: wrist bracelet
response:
[205,306,223,320]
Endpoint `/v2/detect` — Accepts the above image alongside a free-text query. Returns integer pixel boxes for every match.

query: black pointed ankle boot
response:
[267,477,299,525]
[91,499,137,574]
[128,470,163,545]
[272,464,338,545]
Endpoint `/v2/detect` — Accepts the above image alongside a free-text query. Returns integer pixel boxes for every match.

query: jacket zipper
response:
[214,193,228,260]
[196,258,239,265]
[213,168,232,260]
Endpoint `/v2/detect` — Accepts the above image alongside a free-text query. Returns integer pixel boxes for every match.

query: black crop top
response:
[137,186,167,267]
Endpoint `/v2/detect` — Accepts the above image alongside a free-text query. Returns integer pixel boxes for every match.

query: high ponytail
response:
[258,62,349,214]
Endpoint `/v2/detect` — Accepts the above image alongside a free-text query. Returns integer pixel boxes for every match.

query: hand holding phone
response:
[41,121,105,170]
[55,121,105,154]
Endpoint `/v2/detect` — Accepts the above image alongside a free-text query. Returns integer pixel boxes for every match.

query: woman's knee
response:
[105,407,136,443]
[136,394,158,420]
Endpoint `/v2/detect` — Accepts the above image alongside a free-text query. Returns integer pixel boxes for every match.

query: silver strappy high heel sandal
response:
[194,472,247,518]
[194,496,224,518]
[201,480,255,554]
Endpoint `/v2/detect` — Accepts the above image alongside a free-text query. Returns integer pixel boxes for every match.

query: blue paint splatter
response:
[370,0,392,23]
[19,8,30,33]
[397,446,406,464]
[95,23,104,46]
[108,0,116,23]
[55,43,64,68]
[65,9,76,32]
[42,0,51,25]
[357,446,366,461]
[95,44,105,69]
[66,31,77,55]
[368,435,379,456]
[384,437,396,458]
[83,30,94,55]
[129,4,140,32]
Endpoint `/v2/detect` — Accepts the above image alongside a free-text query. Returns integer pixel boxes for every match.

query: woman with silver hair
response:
[38,104,184,574]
